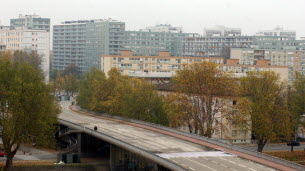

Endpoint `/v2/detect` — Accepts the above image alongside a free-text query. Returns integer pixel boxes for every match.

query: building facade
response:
[52,19,125,73]
[0,44,5,52]
[204,25,241,37]
[182,36,253,57]
[101,50,224,76]
[0,27,50,82]
[231,48,305,82]
[256,26,296,40]
[102,50,289,81]
[10,14,50,32]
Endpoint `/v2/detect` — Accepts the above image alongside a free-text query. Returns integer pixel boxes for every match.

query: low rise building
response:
[101,50,223,76]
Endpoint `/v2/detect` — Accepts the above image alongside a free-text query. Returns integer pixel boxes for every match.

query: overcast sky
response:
[1,0,304,38]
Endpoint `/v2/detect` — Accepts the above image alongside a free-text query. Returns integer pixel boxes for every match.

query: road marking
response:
[249,168,257,171]
[212,161,217,164]
[219,157,227,161]
[189,167,195,170]
[172,160,178,163]
[267,169,275,171]
[238,164,246,167]
[230,168,238,171]
[181,164,187,167]
[228,160,236,164]
[220,164,228,167]
[184,158,217,171]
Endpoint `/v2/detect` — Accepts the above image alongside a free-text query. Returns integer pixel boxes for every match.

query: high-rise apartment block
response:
[0,26,50,82]
[204,25,241,37]
[125,31,197,57]
[256,26,296,40]
[52,19,125,72]
[10,14,50,32]
[140,24,183,33]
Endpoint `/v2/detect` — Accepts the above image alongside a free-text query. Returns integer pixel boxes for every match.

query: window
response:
[232,130,237,137]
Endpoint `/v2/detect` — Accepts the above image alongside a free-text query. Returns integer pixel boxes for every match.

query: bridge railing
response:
[58,119,188,171]
[76,105,305,171]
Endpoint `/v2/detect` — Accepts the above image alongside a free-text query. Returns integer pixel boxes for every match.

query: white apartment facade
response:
[0,27,50,82]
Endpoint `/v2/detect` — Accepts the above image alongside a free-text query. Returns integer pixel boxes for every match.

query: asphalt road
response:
[59,101,280,171]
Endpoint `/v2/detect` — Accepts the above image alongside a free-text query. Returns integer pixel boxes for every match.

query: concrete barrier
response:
[76,105,305,171]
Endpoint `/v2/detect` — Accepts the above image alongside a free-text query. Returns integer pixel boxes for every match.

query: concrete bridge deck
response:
[59,101,298,171]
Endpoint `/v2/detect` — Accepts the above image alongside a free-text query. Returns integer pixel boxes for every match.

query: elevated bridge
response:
[59,101,304,171]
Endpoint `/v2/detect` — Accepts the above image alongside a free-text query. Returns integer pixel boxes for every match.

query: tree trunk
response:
[5,153,13,170]
[257,140,267,152]
[5,144,20,169]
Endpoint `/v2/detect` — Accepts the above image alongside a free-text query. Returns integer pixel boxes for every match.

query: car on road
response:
[287,140,300,146]
[0,152,7,157]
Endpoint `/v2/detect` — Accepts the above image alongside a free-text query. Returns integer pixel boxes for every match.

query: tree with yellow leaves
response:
[173,61,237,137]
[239,71,293,152]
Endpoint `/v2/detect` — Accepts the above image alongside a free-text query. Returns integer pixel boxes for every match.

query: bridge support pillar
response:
[77,133,82,162]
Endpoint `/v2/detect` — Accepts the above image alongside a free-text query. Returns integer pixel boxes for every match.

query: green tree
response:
[288,72,305,138]
[12,50,43,73]
[63,64,80,78]
[64,74,78,96]
[107,77,168,125]
[173,61,237,137]
[239,71,293,152]
[77,68,106,110]
[0,54,60,169]
[54,71,65,95]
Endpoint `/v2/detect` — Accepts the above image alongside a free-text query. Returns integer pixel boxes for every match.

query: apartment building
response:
[124,24,198,57]
[182,36,253,57]
[52,19,125,72]
[101,50,224,76]
[0,26,50,82]
[102,50,288,80]
[231,48,305,81]
[256,26,296,40]
[204,25,241,37]
[140,24,183,33]
[10,14,50,32]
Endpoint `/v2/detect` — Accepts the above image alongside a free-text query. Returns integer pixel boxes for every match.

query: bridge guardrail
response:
[76,105,305,171]
[58,119,188,171]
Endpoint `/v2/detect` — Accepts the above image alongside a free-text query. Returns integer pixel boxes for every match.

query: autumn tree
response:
[77,67,168,125]
[163,93,196,132]
[288,72,305,137]
[173,61,237,137]
[107,77,168,125]
[0,53,60,169]
[239,71,293,152]
[77,68,107,110]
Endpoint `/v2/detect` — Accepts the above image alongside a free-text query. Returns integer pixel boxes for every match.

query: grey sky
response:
[1,0,304,38]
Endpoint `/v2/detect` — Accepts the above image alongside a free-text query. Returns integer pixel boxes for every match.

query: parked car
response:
[0,152,7,157]
[287,140,300,146]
